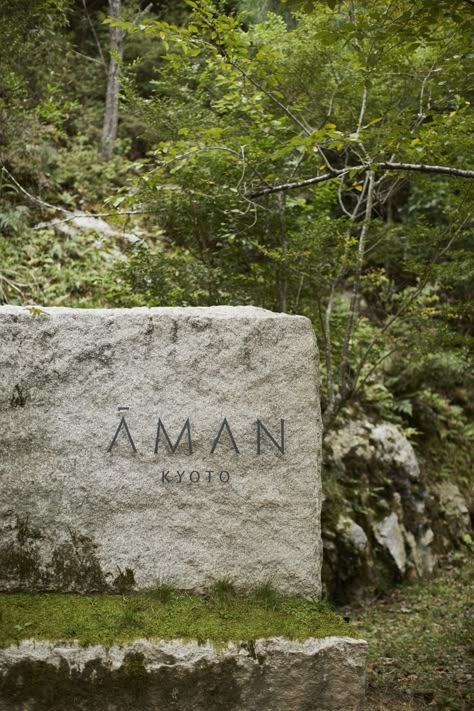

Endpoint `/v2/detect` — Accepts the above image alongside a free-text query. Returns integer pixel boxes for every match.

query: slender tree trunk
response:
[100,0,123,161]
[278,192,288,312]
[322,170,376,430]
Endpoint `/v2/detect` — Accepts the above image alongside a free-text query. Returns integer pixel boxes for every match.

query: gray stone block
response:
[0,306,322,594]
[0,637,367,711]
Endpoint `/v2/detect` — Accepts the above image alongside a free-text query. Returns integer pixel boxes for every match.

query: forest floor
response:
[351,553,474,711]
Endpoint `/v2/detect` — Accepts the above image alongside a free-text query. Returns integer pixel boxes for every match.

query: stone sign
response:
[0,306,322,594]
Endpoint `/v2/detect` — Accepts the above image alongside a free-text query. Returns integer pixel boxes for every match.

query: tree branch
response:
[248,169,347,198]
[355,82,369,139]
[1,165,70,214]
[247,161,474,198]
[132,3,152,25]
[323,277,337,416]
[321,171,374,428]
[1,165,148,226]
[81,0,106,68]
[379,161,474,178]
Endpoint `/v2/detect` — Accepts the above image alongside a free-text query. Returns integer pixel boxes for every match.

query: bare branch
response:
[277,192,288,312]
[247,161,474,198]
[149,145,242,174]
[379,161,474,178]
[295,274,305,311]
[223,55,312,138]
[356,346,401,392]
[323,278,337,415]
[415,61,437,129]
[1,165,70,214]
[248,169,348,198]
[356,82,369,138]
[0,274,26,297]
[322,171,376,429]
[1,165,149,227]
[101,0,124,160]
[132,3,152,26]
[81,0,106,68]
[319,75,343,128]
[321,171,372,424]
[337,177,356,218]
[71,49,104,65]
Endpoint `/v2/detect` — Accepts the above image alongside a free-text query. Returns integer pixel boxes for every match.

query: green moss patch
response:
[0,587,354,647]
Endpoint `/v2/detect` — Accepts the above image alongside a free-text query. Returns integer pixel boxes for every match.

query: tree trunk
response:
[278,192,288,312]
[100,0,123,161]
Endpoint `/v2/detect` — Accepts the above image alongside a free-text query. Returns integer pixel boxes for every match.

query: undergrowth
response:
[352,553,474,711]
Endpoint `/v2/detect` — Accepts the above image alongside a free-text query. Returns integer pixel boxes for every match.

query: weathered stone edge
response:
[0,637,368,711]
[0,305,310,322]
[0,635,367,667]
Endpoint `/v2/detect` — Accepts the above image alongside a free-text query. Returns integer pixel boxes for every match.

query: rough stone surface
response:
[0,637,367,711]
[322,419,434,601]
[373,512,407,574]
[435,481,470,524]
[35,211,142,244]
[325,420,420,482]
[433,481,471,544]
[336,516,368,555]
[0,306,322,594]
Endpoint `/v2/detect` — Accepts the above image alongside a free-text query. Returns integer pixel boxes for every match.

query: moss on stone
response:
[0,589,355,647]
[0,517,124,594]
[0,652,244,711]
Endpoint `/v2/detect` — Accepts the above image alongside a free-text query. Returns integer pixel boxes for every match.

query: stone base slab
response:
[0,636,367,710]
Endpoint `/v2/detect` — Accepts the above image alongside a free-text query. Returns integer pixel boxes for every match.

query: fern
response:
[0,205,30,234]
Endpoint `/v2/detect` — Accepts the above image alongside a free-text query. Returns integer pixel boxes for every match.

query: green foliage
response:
[0,226,115,306]
[253,582,282,610]
[0,0,472,436]
[102,0,473,428]
[207,577,238,601]
[106,244,248,306]
[463,533,474,553]
[0,206,30,234]
[0,0,70,170]
[146,582,176,604]
[52,138,133,206]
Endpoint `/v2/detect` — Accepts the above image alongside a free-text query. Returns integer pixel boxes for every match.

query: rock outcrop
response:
[322,418,473,602]
[322,420,435,602]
